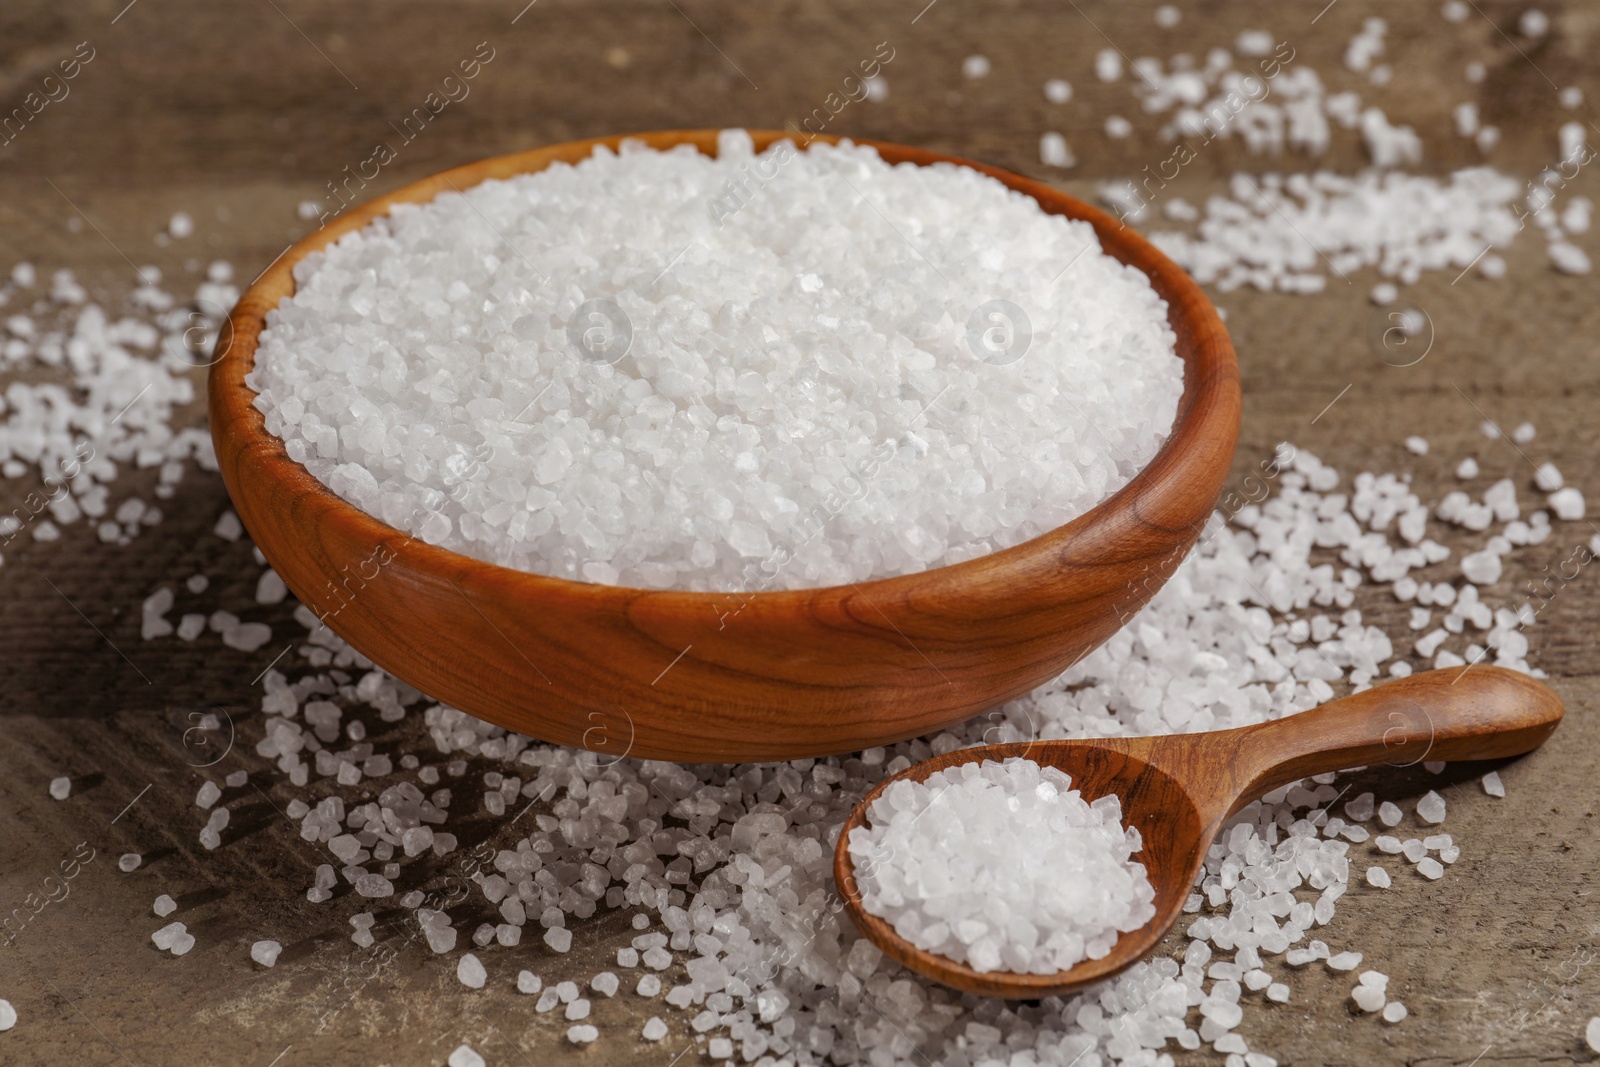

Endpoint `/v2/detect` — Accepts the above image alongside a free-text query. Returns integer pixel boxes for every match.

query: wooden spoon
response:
[833,665,1562,999]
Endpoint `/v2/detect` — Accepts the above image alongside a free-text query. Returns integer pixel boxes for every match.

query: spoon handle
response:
[1228,665,1563,804]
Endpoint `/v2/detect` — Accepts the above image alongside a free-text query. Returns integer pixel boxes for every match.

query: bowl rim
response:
[211,128,1237,617]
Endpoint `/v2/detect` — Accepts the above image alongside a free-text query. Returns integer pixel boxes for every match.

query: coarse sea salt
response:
[141,433,1579,1063]
[848,758,1155,974]
[251,130,1183,591]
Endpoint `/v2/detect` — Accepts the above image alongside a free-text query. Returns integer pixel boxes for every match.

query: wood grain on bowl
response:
[209,130,1241,762]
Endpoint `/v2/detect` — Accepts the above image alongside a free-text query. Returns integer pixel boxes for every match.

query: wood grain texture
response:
[209,129,1241,762]
[833,666,1563,998]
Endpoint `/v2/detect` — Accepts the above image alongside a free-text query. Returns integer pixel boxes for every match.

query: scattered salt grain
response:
[1095,48,1122,81]
[642,1016,668,1041]
[196,781,221,808]
[1482,771,1505,797]
[850,758,1154,974]
[1535,463,1563,492]
[256,569,288,605]
[447,1045,485,1067]
[1366,867,1391,889]
[213,511,243,541]
[591,972,619,997]
[1378,801,1403,827]
[1548,487,1586,520]
[1384,1001,1409,1022]
[1043,79,1072,104]
[151,921,187,951]
[1039,131,1076,169]
[251,940,282,967]
[1461,549,1501,585]
[961,55,990,79]
[168,212,194,239]
[566,1025,598,1044]
[544,927,572,953]
[1417,857,1445,879]
[636,974,662,997]
[0,1001,13,1031]
[1327,951,1363,971]
[1588,1016,1600,1052]
[49,777,70,800]
[1404,436,1428,455]
[1416,791,1447,824]
[153,894,176,916]
[457,953,486,989]
[118,853,142,872]
[1352,982,1385,1012]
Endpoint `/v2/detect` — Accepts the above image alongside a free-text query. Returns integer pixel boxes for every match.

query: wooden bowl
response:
[208,130,1240,763]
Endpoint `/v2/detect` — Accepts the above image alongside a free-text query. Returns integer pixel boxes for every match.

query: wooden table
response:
[2,1,1596,1063]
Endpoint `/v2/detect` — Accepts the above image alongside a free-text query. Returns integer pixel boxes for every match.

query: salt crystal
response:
[0,1000,14,1031]
[1417,857,1445,879]
[1461,549,1501,585]
[516,970,541,994]
[1482,771,1505,797]
[1366,867,1391,889]
[1378,801,1403,827]
[49,777,70,800]
[152,921,186,950]
[1549,487,1586,520]
[118,853,142,872]
[566,1025,598,1044]
[636,974,662,997]
[1535,463,1563,492]
[1352,983,1385,1012]
[153,894,177,917]
[642,1016,668,1041]
[1039,132,1076,169]
[213,511,243,541]
[168,212,194,239]
[565,998,591,1021]
[447,1046,485,1067]
[961,55,990,79]
[591,972,619,997]
[457,952,487,989]
[1327,951,1362,971]
[544,927,572,953]
[1456,457,1479,479]
[251,940,282,967]
[1416,791,1447,824]
[1384,1001,1409,1022]
[1044,79,1072,104]
[1404,436,1428,455]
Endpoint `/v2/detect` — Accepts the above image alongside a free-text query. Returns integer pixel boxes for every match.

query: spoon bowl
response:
[833,666,1563,998]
